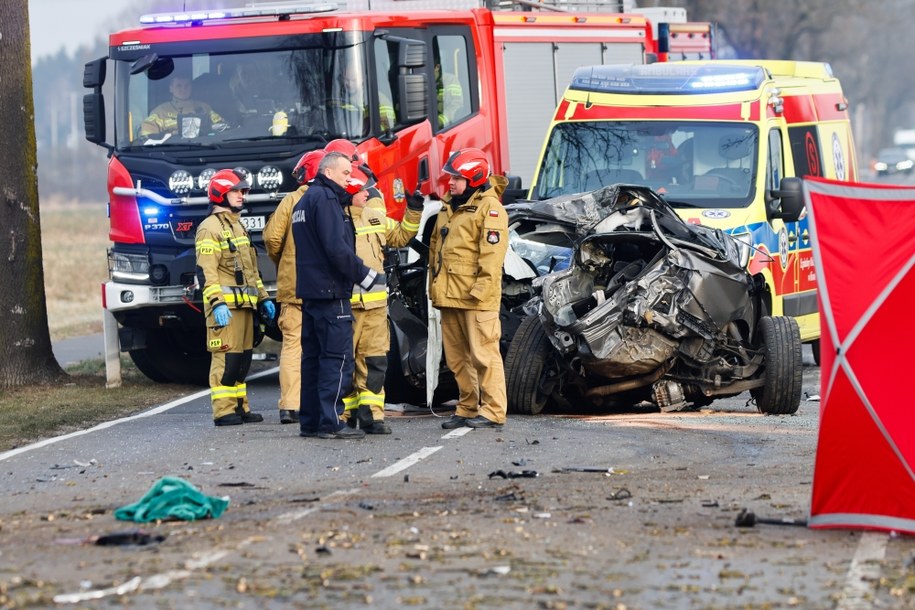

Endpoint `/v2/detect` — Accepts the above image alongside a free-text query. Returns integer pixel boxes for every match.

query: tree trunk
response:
[0,0,65,386]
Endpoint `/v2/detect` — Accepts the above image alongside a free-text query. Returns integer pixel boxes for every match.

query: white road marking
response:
[371,446,443,478]
[836,532,887,610]
[274,488,360,525]
[442,427,473,439]
[0,367,278,463]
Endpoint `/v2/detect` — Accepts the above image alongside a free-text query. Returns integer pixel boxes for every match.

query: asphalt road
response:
[2,349,913,609]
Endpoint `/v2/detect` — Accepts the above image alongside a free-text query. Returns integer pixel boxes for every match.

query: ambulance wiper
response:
[661,197,700,208]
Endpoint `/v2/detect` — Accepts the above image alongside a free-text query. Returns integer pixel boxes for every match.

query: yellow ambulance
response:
[527,60,858,364]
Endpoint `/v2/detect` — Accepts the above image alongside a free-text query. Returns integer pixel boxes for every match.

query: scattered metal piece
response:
[702,500,720,508]
[488,470,538,479]
[554,466,612,474]
[358,501,375,511]
[735,508,807,528]
[607,488,632,501]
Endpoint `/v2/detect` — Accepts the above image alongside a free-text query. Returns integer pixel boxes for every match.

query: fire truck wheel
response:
[128,327,212,386]
[751,316,802,415]
[505,315,556,415]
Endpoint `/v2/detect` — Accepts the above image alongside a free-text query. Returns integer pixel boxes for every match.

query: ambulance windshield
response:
[532,121,759,207]
[112,32,374,148]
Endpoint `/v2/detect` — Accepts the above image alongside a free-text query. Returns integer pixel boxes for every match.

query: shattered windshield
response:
[113,32,373,149]
[531,121,759,207]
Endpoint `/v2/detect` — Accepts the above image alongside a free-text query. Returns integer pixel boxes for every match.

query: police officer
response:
[263,149,326,424]
[196,169,275,426]
[341,167,423,434]
[292,152,382,439]
[428,149,509,429]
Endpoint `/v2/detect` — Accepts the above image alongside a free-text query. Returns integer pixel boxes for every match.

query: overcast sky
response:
[29,0,128,62]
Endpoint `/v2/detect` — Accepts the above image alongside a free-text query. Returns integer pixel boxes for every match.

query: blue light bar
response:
[570,64,767,95]
[139,3,336,26]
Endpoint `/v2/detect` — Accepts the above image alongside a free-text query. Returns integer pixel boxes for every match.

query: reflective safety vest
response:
[349,203,421,310]
[196,209,267,315]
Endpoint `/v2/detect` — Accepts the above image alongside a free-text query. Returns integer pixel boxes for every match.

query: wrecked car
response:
[502,184,803,415]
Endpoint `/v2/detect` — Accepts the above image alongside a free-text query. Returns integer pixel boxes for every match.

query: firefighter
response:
[292,152,382,440]
[341,167,423,434]
[140,72,225,138]
[332,65,395,134]
[196,169,275,426]
[263,149,326,424]
[428,148,509,429]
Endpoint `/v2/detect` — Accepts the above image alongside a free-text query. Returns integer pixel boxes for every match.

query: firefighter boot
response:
[235,404,264,423]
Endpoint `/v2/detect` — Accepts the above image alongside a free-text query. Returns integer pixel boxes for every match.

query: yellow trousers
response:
[440,308,507,424]
[344,306,389,423]
[207,308,254,419]
[277,302,302,412]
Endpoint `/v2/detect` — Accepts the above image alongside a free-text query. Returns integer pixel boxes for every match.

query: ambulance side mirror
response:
[770,177,804,222]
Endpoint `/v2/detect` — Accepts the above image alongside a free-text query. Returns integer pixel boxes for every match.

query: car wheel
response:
[129,327,213,386]
[505,315,556,415]
[751,316,802,415]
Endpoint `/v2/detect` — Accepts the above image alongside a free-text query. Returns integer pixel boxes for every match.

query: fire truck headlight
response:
[257,166,282,191]
[233,167,252,185]
[197,168,216,191]
[168,170,194,195]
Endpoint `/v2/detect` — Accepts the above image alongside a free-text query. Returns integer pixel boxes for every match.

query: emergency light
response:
[570,64,766,95]
[139,3,337,26]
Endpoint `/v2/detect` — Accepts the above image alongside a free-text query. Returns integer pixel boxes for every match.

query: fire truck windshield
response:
[532,121,759,208]
[113,36,373,149]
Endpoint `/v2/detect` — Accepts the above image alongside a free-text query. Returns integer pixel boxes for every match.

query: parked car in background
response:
[873,147,914,176]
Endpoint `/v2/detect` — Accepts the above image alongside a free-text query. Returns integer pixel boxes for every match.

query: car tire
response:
[505,315,556,415]
[751,316,802,415]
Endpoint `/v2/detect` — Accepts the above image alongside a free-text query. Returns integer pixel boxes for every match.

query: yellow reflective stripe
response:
[358,391,385,408]
[203,285,223,300]
[233,236,251,247]
[197,238,220,250]
[211,386,235,400]
[361,291,387,303]
[401,219,419,232]
[355,224,385,236]
[235,383,247,398]
[343,394,358,410]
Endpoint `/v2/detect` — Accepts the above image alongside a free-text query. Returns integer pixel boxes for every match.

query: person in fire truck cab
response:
[263,149,326,425]
[331,64,395,135]
[341,166,423,435]
[428,148,509,430]
[196,169,276,426]
[139,72,226,139]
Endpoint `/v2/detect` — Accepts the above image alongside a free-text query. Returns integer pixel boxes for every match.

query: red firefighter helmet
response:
[208,169,250,203]
[345,166,377,195]
[324,139,360,162]
[442,148,489,187]
[291,150,326,185]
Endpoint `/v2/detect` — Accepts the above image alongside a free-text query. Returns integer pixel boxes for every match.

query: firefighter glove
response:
[213,303,232,327]
[406,188,425,212]
[259,300,276,321]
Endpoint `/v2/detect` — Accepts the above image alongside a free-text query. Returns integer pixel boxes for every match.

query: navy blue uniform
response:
[292,174,376,435]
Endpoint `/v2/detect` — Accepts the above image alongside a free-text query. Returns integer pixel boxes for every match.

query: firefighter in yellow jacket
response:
[196,169,275,426]
[342,166,423,434]
[263,149,326,424]
[428,149,509,430]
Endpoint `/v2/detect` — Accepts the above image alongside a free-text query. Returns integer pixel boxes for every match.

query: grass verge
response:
[0,358,198,453]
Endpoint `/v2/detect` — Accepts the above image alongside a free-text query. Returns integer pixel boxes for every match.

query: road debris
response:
[735,508,807,528]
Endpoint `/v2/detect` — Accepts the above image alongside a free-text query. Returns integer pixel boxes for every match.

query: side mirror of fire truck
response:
[396,38,428,125]
[769,176,804,222]
[82,57,111,149]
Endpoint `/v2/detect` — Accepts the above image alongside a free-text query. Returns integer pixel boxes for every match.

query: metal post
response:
[102,306,122,388]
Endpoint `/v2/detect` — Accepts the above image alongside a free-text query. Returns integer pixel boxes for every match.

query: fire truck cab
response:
[82,1,713,385]
[528,61,858,363]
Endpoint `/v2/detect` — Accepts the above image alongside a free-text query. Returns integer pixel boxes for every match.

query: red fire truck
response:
[83,0,714,385]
